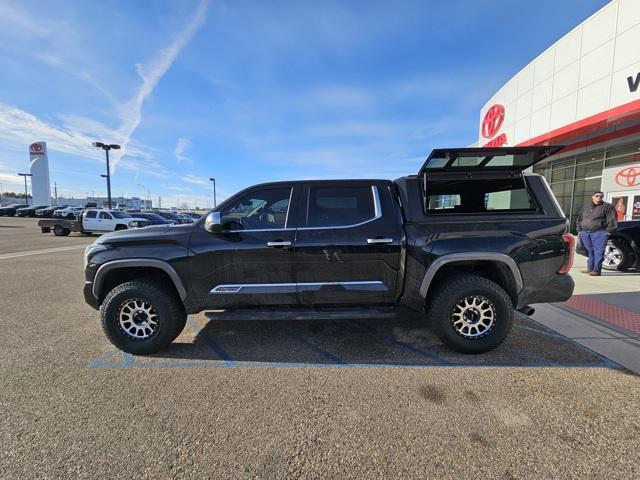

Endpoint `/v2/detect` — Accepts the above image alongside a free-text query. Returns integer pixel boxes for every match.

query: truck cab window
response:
[85,211,97,219]
[99,212,112,220]
[307,186,375,227]
[220,187,291,230]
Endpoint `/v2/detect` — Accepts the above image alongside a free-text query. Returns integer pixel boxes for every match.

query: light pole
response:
[17,173,32,205]
[137,183,149,209]
[100,175,109,207]
[92,142,120,209]
[209,177,217,208]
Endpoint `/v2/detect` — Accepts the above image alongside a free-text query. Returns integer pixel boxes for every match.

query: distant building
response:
[57,196,152,209]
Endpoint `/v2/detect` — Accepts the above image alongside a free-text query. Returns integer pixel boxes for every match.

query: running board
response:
[204,307,397,321]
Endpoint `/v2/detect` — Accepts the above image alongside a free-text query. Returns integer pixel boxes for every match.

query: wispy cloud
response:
[182,173,211,187]
[0,102,102,160]
[113,0,210,170]
[174,137,193,164]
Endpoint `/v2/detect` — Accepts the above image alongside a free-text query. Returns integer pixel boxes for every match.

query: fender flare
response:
[92,259,187,301]
[419,252,523,299]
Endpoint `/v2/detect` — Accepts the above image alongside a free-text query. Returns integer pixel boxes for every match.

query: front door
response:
[294,181,403,306]
[189,184,300,308]
[97,211,113,231]
[83,210,100,230]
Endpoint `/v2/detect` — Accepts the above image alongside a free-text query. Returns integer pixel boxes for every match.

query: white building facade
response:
[478,0,640,228]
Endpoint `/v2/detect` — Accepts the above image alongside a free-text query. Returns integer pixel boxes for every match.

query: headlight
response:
[84,244,109,268]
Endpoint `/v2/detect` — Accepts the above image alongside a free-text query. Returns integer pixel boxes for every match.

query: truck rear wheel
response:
[427,274,514,354]
[100,279,186,355]
[53,225,70,236]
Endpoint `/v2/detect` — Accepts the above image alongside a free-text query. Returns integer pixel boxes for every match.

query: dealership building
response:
[478,0,640,228]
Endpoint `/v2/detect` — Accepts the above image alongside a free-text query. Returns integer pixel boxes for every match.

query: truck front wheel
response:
[100,279,186,355]
[427,274,514,354]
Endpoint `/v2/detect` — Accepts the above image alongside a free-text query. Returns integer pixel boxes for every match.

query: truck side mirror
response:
[204,212,223,233]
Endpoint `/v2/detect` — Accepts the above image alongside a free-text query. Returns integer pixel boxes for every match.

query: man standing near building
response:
[576,191,617,276]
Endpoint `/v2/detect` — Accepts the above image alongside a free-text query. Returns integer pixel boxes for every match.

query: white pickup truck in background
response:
[38,209,151,236]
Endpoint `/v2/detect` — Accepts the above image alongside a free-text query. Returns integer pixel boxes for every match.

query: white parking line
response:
[0,244,88,260]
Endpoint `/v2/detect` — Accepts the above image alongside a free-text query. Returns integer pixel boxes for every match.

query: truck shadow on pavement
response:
[89,312,619,369]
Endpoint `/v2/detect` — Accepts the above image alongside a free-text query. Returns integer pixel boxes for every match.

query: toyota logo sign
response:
[616,166,640,187]
[481,104,505,139]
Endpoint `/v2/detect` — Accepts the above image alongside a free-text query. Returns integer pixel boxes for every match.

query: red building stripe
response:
[517,99,640,147]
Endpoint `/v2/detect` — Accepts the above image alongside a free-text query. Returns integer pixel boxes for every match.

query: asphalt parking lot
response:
[1,217,639,479]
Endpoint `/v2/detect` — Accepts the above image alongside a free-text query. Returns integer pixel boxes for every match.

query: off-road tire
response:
[427,274,514,354]
[53,225,70,236]
[602,239,634,271]
[100,279,186,355]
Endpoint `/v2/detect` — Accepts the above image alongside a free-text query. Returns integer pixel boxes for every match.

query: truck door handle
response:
[367,238,394,244]
[267,241,292,247]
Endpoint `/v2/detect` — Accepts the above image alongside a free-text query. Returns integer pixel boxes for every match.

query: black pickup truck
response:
[83,146,575,355]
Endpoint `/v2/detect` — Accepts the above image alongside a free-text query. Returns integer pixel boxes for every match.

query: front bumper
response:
[516,273,574,309]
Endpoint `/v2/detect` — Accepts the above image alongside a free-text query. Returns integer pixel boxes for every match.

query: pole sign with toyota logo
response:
[602,163,640,193]
[29,142,47,156]
[481,104,507,147]
[28,141,52,206]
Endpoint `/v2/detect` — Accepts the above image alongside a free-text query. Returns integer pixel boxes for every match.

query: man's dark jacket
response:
[576,202,617,233]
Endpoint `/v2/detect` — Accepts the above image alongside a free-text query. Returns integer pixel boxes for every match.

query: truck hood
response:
[96,223,194,246]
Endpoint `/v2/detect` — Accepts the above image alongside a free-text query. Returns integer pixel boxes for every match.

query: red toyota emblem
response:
[481,104,505,139]
[30,143,42,152]
[615,166,640,187]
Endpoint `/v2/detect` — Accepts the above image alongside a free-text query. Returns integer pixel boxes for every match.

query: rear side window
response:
[306,186,376,227]
[85,211,97,218]
[99,212,112,219]
[425,178,538,214]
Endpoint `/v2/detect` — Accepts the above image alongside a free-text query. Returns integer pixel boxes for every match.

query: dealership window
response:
[604,145,640,168]
[533,142,640,232]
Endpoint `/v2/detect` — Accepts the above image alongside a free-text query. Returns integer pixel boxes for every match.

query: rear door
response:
[294,181,403,306]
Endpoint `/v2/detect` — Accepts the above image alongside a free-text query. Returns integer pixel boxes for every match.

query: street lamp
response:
[17,173,32,205]
[92,142,120,209]
[209,177,217,208]
[137,183,149,209]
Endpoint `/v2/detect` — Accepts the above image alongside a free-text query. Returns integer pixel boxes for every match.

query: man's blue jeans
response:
[579,230,609,273]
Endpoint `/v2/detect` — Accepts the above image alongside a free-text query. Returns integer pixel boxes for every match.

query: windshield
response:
[111,211,131,219]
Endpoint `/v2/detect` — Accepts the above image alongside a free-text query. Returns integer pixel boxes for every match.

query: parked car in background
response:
[132,212,178,225]
[54,206,84,219]
[36,205,67,217]
[0,203,30,216]
[182,212,203,221]
[16,205,50,217]
[177,214,195,223]
[148,210,192,224]
[577,220,640,271]
[39,209,150,236]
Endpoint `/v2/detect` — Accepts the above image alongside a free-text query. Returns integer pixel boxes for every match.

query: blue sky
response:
[0,0,608,208]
